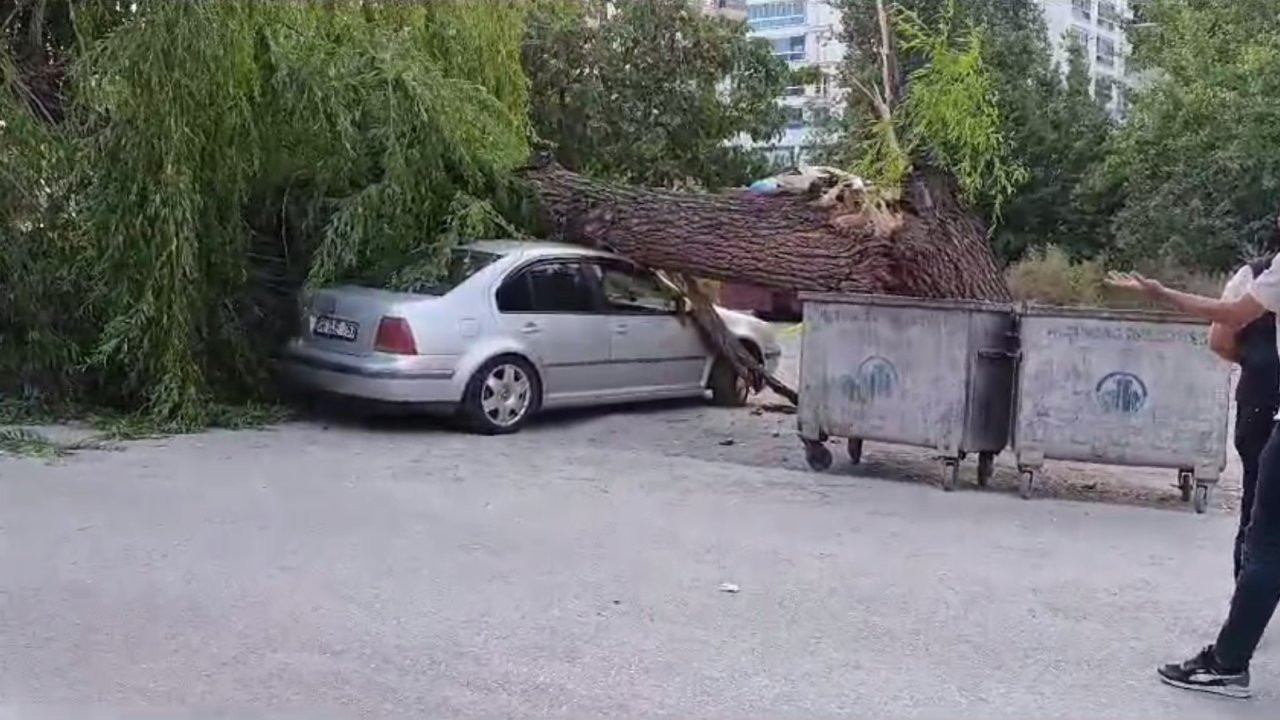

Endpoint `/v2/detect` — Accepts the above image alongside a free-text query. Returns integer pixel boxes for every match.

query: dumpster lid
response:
[1016,303,1209,325]
[798,292,1015,313]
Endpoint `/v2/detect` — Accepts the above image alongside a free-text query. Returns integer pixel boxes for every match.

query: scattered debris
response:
[757,403,797,415]
[719,438,736,447]
[0,427,114,459]
[717,582,740,594]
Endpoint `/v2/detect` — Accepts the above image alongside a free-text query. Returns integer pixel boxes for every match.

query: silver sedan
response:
[280,241,782,433]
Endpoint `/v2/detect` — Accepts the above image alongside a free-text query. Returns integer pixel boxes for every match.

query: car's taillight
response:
[374,316,417,355]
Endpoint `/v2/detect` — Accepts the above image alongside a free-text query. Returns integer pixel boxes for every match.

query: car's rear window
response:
[413,248,500,295]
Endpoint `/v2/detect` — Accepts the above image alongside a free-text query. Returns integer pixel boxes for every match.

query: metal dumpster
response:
[797,293,1018,490]
[1012,306,1231,512]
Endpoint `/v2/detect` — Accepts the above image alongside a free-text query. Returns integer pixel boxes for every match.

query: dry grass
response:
[1007,246,1229,309]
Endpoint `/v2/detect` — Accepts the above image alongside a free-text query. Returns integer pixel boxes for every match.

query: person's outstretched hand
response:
[1106,271,1165,301]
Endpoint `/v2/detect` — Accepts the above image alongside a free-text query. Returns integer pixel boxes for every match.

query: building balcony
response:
[749,15,807,31]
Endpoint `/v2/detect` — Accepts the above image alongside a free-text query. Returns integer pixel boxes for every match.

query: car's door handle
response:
[614,323,629,335]
[521,323,541,335]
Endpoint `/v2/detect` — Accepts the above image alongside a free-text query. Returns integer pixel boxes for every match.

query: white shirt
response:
[1250,254,1280,310]
[1222,264,1252,303]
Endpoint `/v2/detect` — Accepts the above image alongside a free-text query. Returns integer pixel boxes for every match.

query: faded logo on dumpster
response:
[1095,371,1148,414]
[846,356,899,403]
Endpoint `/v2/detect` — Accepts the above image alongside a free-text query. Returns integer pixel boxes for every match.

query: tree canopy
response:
[1096,0,1280,270]
[827,0,1118,262]
[523,0,791,189]
[2,0,531,426]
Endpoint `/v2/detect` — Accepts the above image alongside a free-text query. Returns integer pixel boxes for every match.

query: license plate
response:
[313,316,358,341]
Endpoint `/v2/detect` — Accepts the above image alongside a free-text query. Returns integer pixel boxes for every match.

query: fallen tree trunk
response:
[522,158,1011,303]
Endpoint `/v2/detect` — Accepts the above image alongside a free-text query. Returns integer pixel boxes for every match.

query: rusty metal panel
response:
[1013,309,1230,477]
[797,295,1016,456]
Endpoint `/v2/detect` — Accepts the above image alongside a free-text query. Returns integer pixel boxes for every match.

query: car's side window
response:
[595,262,679,315]
[497,261,597,314]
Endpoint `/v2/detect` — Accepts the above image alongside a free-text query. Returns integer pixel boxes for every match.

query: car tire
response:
[709,356,750,407]
[460,355,541,435]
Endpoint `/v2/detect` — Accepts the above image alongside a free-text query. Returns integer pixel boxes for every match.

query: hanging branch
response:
[667,272,799,406]
[877,0,900,112]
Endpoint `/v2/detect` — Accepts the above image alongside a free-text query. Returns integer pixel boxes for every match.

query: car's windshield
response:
[411,248,500,295]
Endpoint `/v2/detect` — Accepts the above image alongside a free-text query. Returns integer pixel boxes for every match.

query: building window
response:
[783,85,806,97]
[748,1,807,31]
[1072,0,1092,22]
[1097,1,1120,32]
[1066,26,1092,52]
[784,106,805,128]
[1096,36,1117,68]
[771,35,807,63]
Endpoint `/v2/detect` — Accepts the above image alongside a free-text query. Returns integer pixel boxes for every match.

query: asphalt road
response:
[1,410,1277,719]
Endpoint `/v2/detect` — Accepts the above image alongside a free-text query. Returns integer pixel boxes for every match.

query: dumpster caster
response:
[847,438,864,465]
[1193,485,1210,515]
[1177,470,1194,502]
[1019,470,1034,500]
[976,452,995,488]
[805,442,833,472]
[941,460,959,492]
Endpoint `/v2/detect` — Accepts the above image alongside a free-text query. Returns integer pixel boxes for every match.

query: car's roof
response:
[464,239,618,261]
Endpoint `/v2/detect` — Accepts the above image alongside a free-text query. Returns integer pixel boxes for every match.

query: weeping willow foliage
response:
[0,52,84,404]
[0,0,530,427]
[894,1,1026,216]
[851,0,1026,218]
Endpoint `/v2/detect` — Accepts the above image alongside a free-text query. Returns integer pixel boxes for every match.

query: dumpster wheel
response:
[1193,484,1210,515]
[1019,470,1034,500]
[1177,470,1194,503]
[804,441,833,472]
[847,438,863,465]
[941,460,959,492]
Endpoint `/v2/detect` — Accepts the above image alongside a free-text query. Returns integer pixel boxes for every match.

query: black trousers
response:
[1234,404,1277,579]
[1215,413,1280,668]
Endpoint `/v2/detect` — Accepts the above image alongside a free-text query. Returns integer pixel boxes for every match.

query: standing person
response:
[1108,252,1280,699]
[1211,248,1280,580]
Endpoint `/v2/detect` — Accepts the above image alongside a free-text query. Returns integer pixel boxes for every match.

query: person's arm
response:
[1208,265,1253,362]
[1106,272,1267,327]
[1209,323,1241,362]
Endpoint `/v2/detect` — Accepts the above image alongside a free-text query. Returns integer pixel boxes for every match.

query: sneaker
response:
[1157,646,1251,699]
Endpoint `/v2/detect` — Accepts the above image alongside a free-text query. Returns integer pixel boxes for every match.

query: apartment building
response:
[742,0,846,165]
[1038,0,1143,117]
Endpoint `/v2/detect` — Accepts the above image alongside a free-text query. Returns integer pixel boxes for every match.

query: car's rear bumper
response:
[280,346,464,404]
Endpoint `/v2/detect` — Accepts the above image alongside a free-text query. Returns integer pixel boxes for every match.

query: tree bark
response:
[522,159,1011,302]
